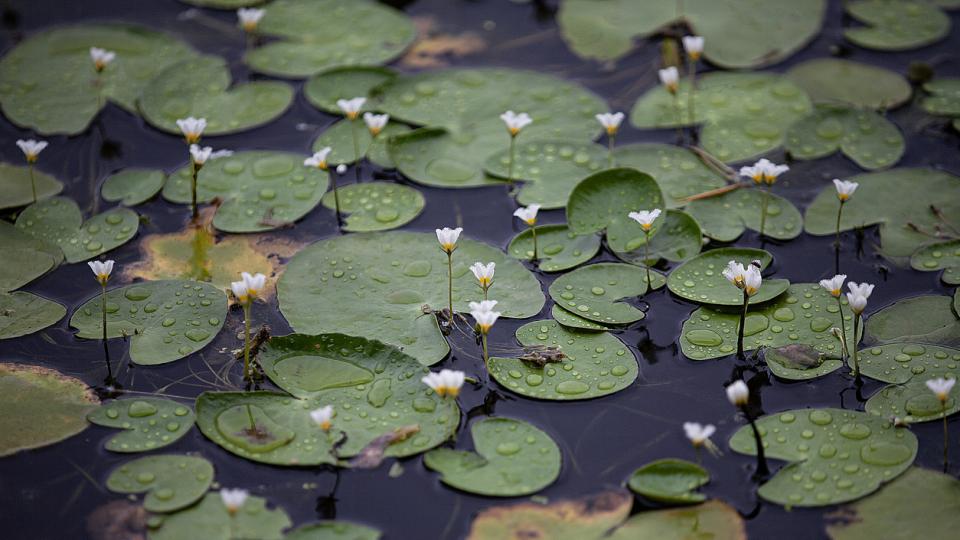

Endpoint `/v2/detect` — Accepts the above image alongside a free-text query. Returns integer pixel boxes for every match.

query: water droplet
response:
[556,380,589,395]
[496,442,521,456]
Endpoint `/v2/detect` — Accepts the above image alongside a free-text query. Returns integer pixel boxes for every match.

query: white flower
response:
[743,265,762,296]
[845,281,874,314]
[926,377,956,403]
[88,260,115,285]
[513,204,541,226]
[189,145,231,166]
[739,158,770,184]
[176,117,206,144]
[304,147,332,170]
[336,164,347,174]
[726,380,749,407]
[658,66,679,94]
[309,405,334,431]
[833,179,859,202]
[337,97,366,119]
[682,35,705,60]
[595,112,625,135]
[500,110,532,136]
[722,260,747,288]
[363,112,389,136]
[237,8,265,32]
[763,162,789,184]
[627,208,662,232]
[436,227,463,254]
[89,47,116,72]
[470,262,495,288]
[230,271,266,304]
[683,422,716,447]
[220,488,248,514]
[469,300,499,312]
[421,369,466,398]
[16,139,48,163]
[469,300,501,334]
[819,274,847,298]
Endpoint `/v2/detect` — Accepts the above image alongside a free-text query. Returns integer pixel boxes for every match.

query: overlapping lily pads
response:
[786,59,911,109]
[863,295,960,347]
[466,490,632,540]
[785,105,904,170]
[844,0,951,51]
[321,182,424,232]
[148,492,291,540]
[667,248,789,306]
[549,263,664,325]
[285,522,382,540]
[507,224,601,272]
[424,417,561,497]
[607,500,746,539]
[0,163,63,209]
[866,376,959,423]
[0,221,61,292]
[551,305,613,332]
[612,209,702,266]
[106,455,214,513]
[0,291,66,339]
[70,280,227,365]
[15,197,139,263]
[763,344,844,381]
[920,78,960,130]
[612,144,727,208]
[101,168,165,206]
[686,187,803,241]
[566,168,665,253]
[304,66,396,115]
[730,408,917,506]
[627,459,709,505]
[87,398,195,452]
[312,120,410,168]
[910,240,960,284]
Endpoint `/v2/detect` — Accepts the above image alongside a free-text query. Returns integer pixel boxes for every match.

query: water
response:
[1,1,959,538]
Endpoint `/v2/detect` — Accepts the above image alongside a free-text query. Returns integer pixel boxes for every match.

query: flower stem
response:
[101,282,112,379]
[673,92,684,144]
[643,230,652,293]
[330,167,342,227]
[835,201,845,248]
[507,135,516,185]
[737,289,749,359]
[531,225,538,262]
[607,134,615,168]
[447,251,453,320]
[242,302,251,381]
[687,60,697,125]
[350,118,361,182]
[835,296,848,361]
[29,164,37,204]
[943,402,950,472]
[759,186,770,238]
[852,314,862,385]
[745,410,769,479]
[190,162,200,221]
[482,333,489,366]
[482,285,488,301]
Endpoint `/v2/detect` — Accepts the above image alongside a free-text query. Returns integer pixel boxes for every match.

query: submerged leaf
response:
[627,459,710,505]
[607,500,746,539]
[148,492,291,540]
[466,490,632,540]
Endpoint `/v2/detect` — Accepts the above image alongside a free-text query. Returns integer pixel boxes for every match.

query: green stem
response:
[737,289,749,358]
[852,314,862,384]
[531,225,538,262]
[101,283,108,345]
[607,134,615,168]
[759,186,770,238]
[687,60,696,125]
[745,410,769,478]
[482,285,488,301]
[673,92,683,143]
[943,403,950,472]
[482,333,489,366]
[643,230,651,293]
[330,167,342,225]
[29,164,37,204]
[835,201,845,248]
[447,251,453,320]
[245,404,256,430]
[190,162,200,220]
[507,135,516,184]
[835,296,848,361]
[242,302,251,381]
[350,118,361,181]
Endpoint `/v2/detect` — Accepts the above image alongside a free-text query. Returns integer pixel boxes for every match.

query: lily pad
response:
[140,55,293,136]
[687,187,803,242]
[70,280,228,365]
[681,283,858,361]
[162,151,329,233]
[607,500,746,540]
[910,240,960,285]
[424,416,561,497]
[465,490,632,540]
[0,163,63,209]
[786,59,911,110]
[304,66,396,115]
[278,231,545,366]
[859,343,960,385]
[0,292,66,340]
[0,363,98,457]
[864,295,960,347]
[548,263,665,325]
[612,209,702,266]
[320,182,423,232]
[764,344,844,381]
[15,197,139,263]
[730,408,917,506]
[244,0,415,78]
[507,224,601,272]
[804,168,960,260]
[612,144,727,208]
[87,398,196,452]
[0,221,62,292]
[921,78,960,120]
[627,458,709,505]
[106,455,214,513]
[101,169,165,206]
[785,105,904,170]
[667,248,789,306]
[0,24,197,135]
[488,320,638,400]
[148,492,291,540]
[844,0,950,51]
[312,119,410,168]
[566,168,665,253]
[285,522,382,540]
[388,128,506,188]
[866,377,960,423]
[551,305,614,331]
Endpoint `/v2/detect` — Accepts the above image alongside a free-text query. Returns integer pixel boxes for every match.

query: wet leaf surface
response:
[627,458,710,505]
[549,263,665,325]
[106,454,214,513]
[87,398,195,452]
[667,247,789,306]
[466,489,632,540]
[15,197,139,263]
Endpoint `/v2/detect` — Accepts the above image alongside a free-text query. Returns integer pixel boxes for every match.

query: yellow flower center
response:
[525,218,536,226]
[478,323,492,334]
[346,111,359,120]
[369,127,382,137]
[242,21,258,32]
[320,420,331,431]
[745,285,758,295]
[508,127,520,136]
[641,223,652,231]
[446,387,460,398]
[838,193,849,202]
[605,126,618,136]
[831,288,841,297]
[185,133,200,144]
[478,277,491,287]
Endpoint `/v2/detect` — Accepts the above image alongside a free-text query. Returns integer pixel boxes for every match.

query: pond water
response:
[1,0,959,539]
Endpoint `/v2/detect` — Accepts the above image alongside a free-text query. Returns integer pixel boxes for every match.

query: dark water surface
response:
[1,1,959,539]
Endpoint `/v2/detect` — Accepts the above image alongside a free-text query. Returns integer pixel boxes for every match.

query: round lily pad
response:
[763,344,844,381]
[278,231,545,366]
[488,320,638,400]
[162,151,329,233]
[101,169,165,206]
[866,377,960,424]
[70,280,228,365]
[566,168,666,253]
[0,24,198,135]
[15,196,139,263]
[244,0,415,78]
[627,458,709,505]
[148,492,291,540]
[507,224,601,272]
[87,398,195,452]
[0,221,62,293]
[304,66,396,115]
[312,119,410,168]
[667,248,789,306]
[388,128,506,188]
[921,78,960,118]
[0,163,63,209]
[466,490,632,540]
[0,291,66,340]
[140,55,293,136]
[730,408,917,507]
[285,522,381,540]
[863,295,960,347]
[612,144,727,208]
[549,263,665,325]
[551,305,614,331]
[613,209,702,266]
[106,455,214,513]
[687,187,803,242]
[321,182,424,232]
[785,105,904,170]
[786,59,911,110]
[681,283,858,361]
[0,363,98,457]
[859,343,960,385]
[910,239,960,284]
[607,500,746,540]
[844,0,950,51]
[424,416,561,497]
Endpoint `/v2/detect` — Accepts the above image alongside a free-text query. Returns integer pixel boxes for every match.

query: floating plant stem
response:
[745,413,769,479]
[500,110,532,186]
[835,296,848,360]
[242,302,252,380]
[28,164,37,204]
[349,118,361,181]
[737,289,749,358]
[88,260,115,378]
[851,314,862,385]
[643,229,652,292]
[336,97,367,181]
[446,251,453,318]
[759,186,770,238]
[627,208,662,293]
[435,227,463,322]
[924,377,955,472]
[230,272,266,383]
[507,135,516,185]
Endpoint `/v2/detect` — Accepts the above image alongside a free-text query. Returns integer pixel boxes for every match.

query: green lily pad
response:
[612,144,727,208]
[785,105,904,170]
[148,492,291,540]
[0,363,98,457]
[687,187,804,242]
[864,295,960,347]
[627,458,709,505]
[566,168,666,253]
[551,305,614,331]
[607,500,746,540]
[388,128,506,188]
[0,24,197,135]
[0,291,66,340]
[667,248,789,306]
[101,169,165,206]
[488,320,638,400]
[910,240,960,285]
[70,280,228,365]
[162,151,329,233]
[844,0,950,51]
[859,343,960,385]
[312,119,410,168]
[0,221,62,293]
[0,163,63,209]
[507,224,601,272]
[630,72,812,163]
[106,455,214,513]
[866,377,960,423]
[804,168,960,260]
[549,263,665,325]
[321,182,424,232]
[15,197,139,263]
[557,0,825,69]
[612,209,702,266]
[285,522,381,540]
[304,66,396,115]
[278,231,545,366]
[786,59,911,110]
[466,490,632,540]
[730,408,917,507]
[87,398,196,452]
[921,78,960,118]
[244,0,415,78]
[140,55,293,136]
[681,283,857,361]
[424,417,561,497]
[483,139,607,209]
[764,344,844,381]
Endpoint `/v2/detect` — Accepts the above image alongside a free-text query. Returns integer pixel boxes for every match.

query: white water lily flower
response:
[336,163,347,174]
[682,35,705,60]
[743,265,762,296]
[89,47,116,72]
[683,422,716,446]
[595,112,625,135]
[470,262,495,288]
[436,227,463,253]
[309,405,334,431]
[88,260,114,285]
[176,117,206,144]
[722,260,747,288]
[500,110,532,136]
[337,97,366,119]
[762,162,789,185]
[926,377,956,403]
[363,112,390,136]
[304,147,332,170]
[627,208,661,232]
[833,179,859,202]
[513,204,541,226]
[819,274,847,298]
[421,369,466,398]
[726,380,749,406]
[16,139,48,163]
[845,281,874,314]
[470,305,501,334]
[190,145,232,166]
[469,300,499,312]
[230,272,266,304]
[237,8,266,32]
[658,66,679,94]
[220,488,248,514]
[739,158,770,184]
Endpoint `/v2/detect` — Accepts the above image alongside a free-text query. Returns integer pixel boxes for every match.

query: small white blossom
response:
[88,260,115,285]
[469,300,501,334]
[627,208,662,232]
[819,274,847,298]
[742,265,762,296]
[362,112,389,136]
[304,147,332,170]
[658,66,679,94]
[436,227,463,254]
[845,281,874,314]
[190,145,232,166]
[421,369,466,398]
[237,8,266,32]
[833,179,859,202]
[683,421,716,447]
[726,380,749,407]
[230,272,266,304]
[309,405,334,431]
[220,488,248,514]
[16,139,48,163]
[682,35,705,60]
[337,97,366,119]
[926,377,956,403]
[513,204,541,226]
[500,110,532,136]
[739,158,788,185]
[470,262,495,288]
[176,117,206,144]
[595,112,625,135]
[336,164,347,174]
[89,47,116,72]
[722,261,747,289]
